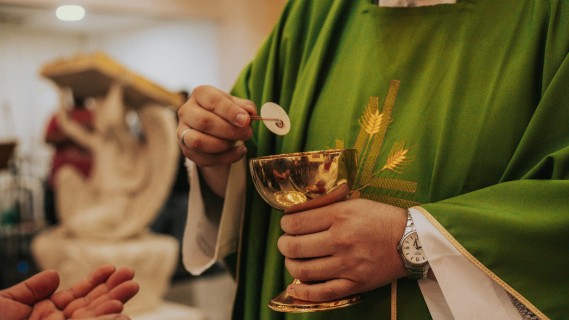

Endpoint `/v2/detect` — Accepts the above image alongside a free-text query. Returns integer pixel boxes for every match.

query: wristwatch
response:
[397,211,430,280]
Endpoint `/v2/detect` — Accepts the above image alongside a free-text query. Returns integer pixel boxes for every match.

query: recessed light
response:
[55,5,85,22]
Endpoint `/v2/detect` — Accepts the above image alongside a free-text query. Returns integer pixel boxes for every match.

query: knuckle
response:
[187,134,202,150]
[285,259,310,280]
[277,237,286,254]
[197,117,212,131]
[278,237,300,257]
[177,106,185,119]
[332,233,350,251]
[296,266,311,281]
[337,258,354,274]
[191,85,208,97]
[280,216,301,234]
[205,92,222,112]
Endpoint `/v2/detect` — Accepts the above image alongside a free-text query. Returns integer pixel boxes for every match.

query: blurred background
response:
[0,0,286,164]
[0,1,286,319]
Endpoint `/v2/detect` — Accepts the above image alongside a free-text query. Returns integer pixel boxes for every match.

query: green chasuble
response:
[228,0,569,319]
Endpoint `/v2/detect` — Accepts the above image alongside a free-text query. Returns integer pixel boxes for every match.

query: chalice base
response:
[268,288,362,313]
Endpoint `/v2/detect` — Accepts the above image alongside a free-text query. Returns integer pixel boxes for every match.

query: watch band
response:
[399,211,430,280]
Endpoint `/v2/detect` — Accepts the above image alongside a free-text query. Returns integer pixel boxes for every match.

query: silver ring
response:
[179,128,191,148]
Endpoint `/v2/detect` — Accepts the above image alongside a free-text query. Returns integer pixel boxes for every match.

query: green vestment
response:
[228,0,569,319]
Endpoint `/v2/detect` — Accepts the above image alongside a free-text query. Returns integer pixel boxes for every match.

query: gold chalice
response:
[249,149,361,312]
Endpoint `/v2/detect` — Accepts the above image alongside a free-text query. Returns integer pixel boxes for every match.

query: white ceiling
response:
[0,0,228,34]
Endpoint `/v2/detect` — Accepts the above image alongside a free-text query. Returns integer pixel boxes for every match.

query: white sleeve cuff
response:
[410,208,521,320]
[182,158,246,275]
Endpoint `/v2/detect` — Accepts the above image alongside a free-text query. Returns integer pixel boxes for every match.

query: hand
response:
[177,85,257,196]
[277,185,408,302]
[177,85,256,167]
[0,265,139,320]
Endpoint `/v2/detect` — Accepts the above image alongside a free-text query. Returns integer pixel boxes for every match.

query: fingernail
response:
[234,113,248,127]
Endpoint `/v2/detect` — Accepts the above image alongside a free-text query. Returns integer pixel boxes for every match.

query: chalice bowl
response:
[249,149,361,312]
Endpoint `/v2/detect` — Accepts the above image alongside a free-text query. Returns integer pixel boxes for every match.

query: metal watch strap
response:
[401,211,429,280]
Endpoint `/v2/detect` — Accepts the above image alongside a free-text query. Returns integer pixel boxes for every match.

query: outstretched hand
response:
[0,264,139,320]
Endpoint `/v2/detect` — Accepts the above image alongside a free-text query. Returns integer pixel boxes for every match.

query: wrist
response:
[199,164,230,198]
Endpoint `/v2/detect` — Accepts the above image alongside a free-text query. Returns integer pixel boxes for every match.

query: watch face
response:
[401,232,427,266]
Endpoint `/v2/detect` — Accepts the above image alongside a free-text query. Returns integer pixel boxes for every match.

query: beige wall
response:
[215,0,287,90]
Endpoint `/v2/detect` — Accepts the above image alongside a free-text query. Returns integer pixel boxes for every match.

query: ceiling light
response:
[55,5,85,22]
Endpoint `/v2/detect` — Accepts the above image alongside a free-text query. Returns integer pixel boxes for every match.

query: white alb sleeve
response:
[182,158,247,275]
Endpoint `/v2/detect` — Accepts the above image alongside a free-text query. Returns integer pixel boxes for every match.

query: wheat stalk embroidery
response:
[380,141,413,174]
[344,80,419,208]
[359,105,383,136]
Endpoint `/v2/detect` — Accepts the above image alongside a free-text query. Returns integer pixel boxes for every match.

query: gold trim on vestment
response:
[391,281,398,320]
[367,178,417,193]
[363,193,420,209]
[414,206,549,320]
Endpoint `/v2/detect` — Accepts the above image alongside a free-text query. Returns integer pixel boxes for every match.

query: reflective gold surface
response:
[249,149,358,211]
[249,149,362,312]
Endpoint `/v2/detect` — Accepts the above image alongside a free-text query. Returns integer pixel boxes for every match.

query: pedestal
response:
[32,228,179,314]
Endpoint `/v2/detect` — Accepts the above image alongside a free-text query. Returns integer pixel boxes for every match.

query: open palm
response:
[0,265,139,320]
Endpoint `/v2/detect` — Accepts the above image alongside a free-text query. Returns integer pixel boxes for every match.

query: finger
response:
[183,104,253,142]
[284,183,350,214]
[51,265,116,310]
[277,232,335,259]
[286,278,358,302]
[284,256,352,282]
[80,267,135,304]
[106,280,139,304]
[178,126,238,154]
[230,96,258,115]
[0,269,60,305]
[80,314,130,320]
[63,275,138,316]
[105,268,135,290]
[70,300,123,318]
[280,206,333,235]
[181,144,247,167]
[0,296,33,319]
[66,281,138,317]
[184,85,256,128]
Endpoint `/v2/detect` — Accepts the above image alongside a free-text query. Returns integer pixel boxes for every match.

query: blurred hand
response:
[277,184,408,302]
[0,265,139,320]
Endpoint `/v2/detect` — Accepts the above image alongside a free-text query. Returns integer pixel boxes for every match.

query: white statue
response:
[33,82,182,314]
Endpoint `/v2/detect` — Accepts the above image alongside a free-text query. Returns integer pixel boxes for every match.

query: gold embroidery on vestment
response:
[365,194,420,209]
[357,80,398,186]
[369,178,417,193]
[345,80,419,209]
[381,140,414,174]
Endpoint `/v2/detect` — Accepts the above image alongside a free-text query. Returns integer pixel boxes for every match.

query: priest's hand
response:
[0,265,139,320]
[277,184,408,301]
[177,85,257,197]
[177,85,256,167]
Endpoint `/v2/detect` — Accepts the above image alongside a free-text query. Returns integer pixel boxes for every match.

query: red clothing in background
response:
[45,107,94,187]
